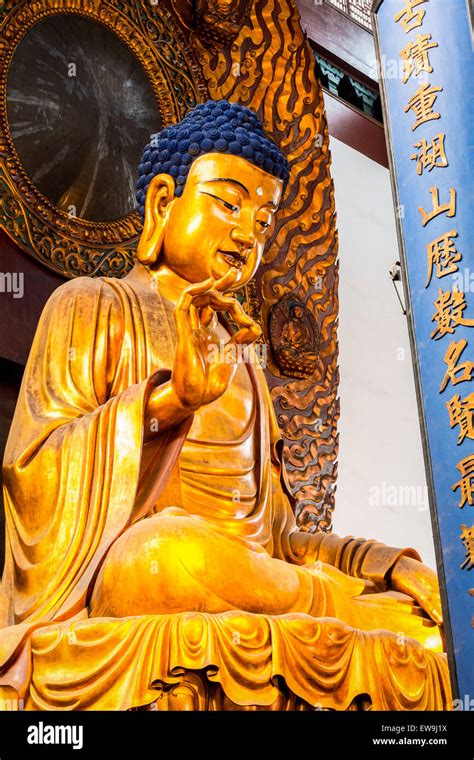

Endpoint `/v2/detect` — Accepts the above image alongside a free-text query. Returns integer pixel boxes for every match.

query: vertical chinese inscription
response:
[394,0,474,616]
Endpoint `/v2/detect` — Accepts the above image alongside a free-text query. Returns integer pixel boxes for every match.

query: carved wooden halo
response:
[0,0,208,278]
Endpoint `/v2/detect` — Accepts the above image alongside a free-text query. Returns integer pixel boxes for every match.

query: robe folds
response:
[0,264,452,710]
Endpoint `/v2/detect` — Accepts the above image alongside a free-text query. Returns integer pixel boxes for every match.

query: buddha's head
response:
[135,100,289,291]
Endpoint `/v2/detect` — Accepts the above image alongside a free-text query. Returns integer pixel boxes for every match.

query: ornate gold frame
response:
[0,0,208,277]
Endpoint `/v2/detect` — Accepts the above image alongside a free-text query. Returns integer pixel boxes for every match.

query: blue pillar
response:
[373,0,474,703]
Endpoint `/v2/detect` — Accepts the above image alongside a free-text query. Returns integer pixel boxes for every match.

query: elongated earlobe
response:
[136,174,175,265]
[136,224,164,265]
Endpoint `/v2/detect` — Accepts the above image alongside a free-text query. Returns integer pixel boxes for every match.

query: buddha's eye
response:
[221,199,239,213]
[257,220,270,230]
[199,190,239,214]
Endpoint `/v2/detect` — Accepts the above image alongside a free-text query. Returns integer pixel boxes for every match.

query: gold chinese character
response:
[418,186,456,227]
[440,339,474,392]
[460,524,474,569]
[425,230,460,287]
[404,82,443,131]
[400,34,438,84]
[394,0,428,32]
[411,134,448,176]
[453,459,474,507]
[447,393,474,444]
[431,288,474,340]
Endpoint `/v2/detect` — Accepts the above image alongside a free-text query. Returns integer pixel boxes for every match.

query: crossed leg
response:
[90,507,357,621]
[89,507,443,652]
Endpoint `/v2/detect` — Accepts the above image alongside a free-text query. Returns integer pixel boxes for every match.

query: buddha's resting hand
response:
[287,530,443,627]
[144,269,261,440]
[388,555,443,626]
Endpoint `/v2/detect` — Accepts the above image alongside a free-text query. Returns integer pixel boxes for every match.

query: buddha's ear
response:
[136,174,176,265]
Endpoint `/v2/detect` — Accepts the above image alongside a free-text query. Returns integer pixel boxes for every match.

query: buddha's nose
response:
[230,226,255,254]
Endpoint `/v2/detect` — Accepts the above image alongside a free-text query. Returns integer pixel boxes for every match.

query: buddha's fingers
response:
[181,278,216,299]
[191,290,257,334]
[417,590,443,626]
[231,322,262,345]
[418,579,443,625]
[176,277,259,343]
[207,291,252,325]
[205,290,261,344]
[190,290,235,311]
[224,297,257,331]
[199,305,215,327]
[175,279,215,333]
[214,268,239,292]
[189,304,200,331]
[391,557,443,626]
[177,270,238,308]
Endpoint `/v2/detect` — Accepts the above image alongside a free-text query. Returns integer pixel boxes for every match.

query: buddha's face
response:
[160,152,283,290]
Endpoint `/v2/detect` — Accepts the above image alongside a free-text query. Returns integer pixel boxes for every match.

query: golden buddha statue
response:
[0,101,451,711]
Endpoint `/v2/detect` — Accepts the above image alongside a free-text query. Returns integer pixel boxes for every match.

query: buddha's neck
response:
[133,260,189,307]
[131,261,222,332]
[151,264,189,306]
[133,262,218,329]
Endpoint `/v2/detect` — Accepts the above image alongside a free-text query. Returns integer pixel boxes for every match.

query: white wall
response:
[330,136,436,568]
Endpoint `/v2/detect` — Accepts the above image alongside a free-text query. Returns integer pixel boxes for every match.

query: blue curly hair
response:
[136,100,290,222]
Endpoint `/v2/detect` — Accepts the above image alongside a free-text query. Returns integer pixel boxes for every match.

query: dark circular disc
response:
[6,14,162,222]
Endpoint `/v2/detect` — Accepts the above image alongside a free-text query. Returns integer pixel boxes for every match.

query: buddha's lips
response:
[219,250,246,268]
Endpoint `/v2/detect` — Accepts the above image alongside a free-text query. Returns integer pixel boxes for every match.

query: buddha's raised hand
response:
[172,270,261,411]
[144,270,261,441]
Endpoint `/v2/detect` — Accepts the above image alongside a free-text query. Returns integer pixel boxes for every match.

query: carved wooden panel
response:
[191,0,339,531]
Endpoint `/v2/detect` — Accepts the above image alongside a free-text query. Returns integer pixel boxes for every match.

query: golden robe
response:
[0,264,451,710]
